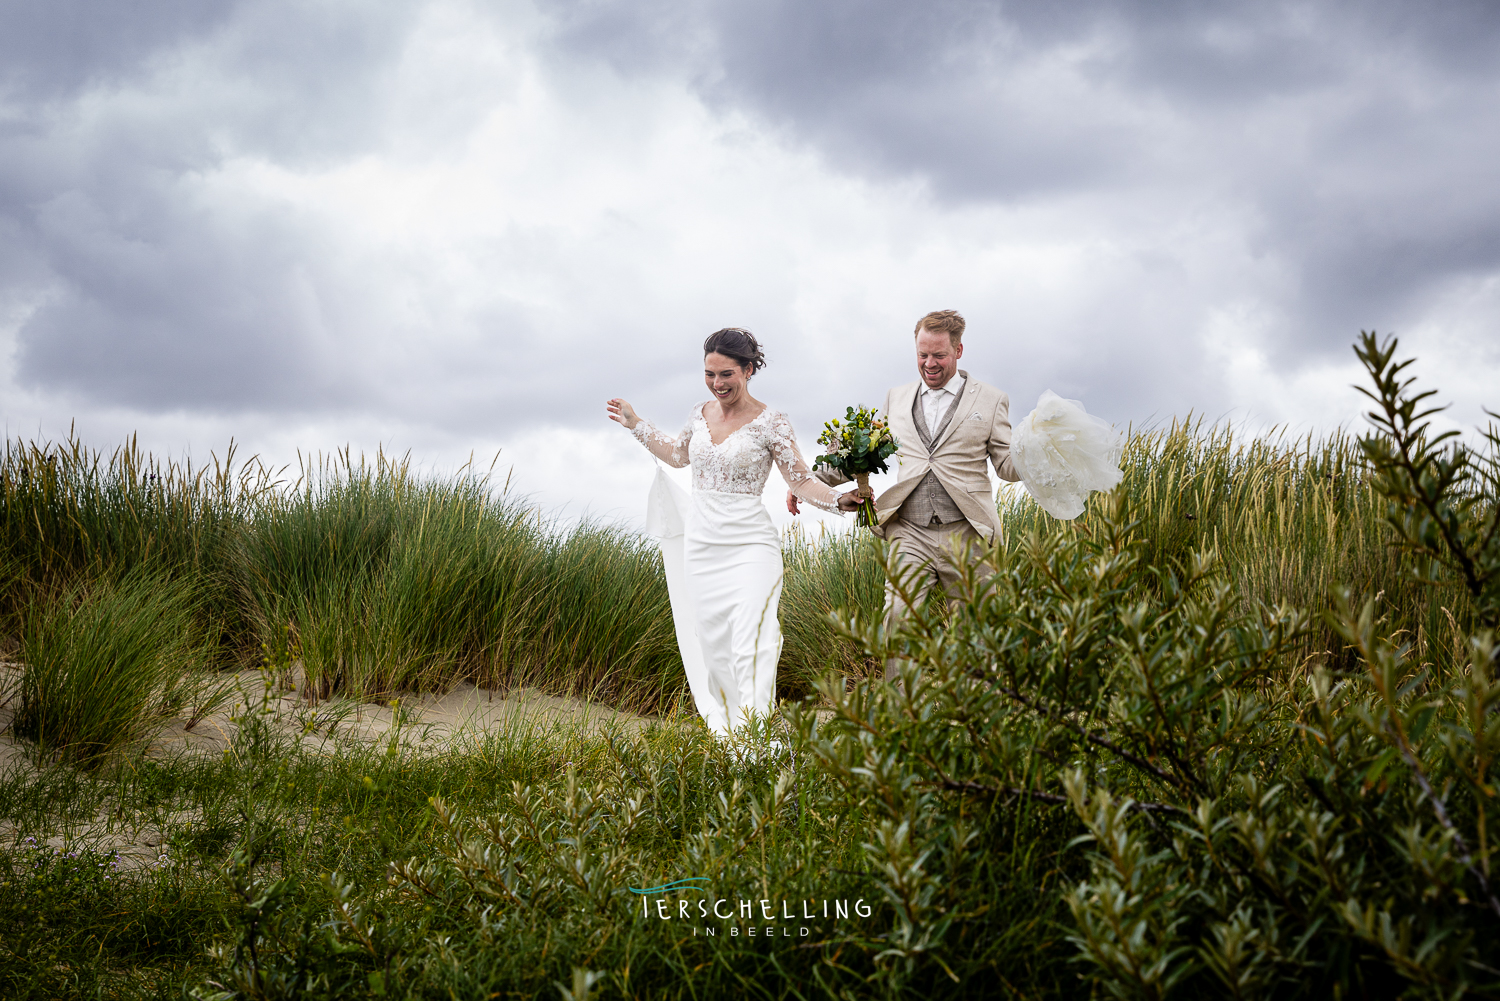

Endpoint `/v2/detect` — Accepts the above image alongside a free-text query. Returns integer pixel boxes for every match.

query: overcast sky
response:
[3,0,1498,529]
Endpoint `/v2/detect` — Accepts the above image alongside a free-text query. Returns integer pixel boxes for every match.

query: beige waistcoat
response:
[817,370,1021,542]
[897,382,967,525]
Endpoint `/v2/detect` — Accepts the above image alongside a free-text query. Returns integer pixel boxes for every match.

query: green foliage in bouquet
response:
[815,405,900,527]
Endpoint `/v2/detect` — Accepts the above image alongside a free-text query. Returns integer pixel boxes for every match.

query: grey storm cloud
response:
[0,0,233,99]
[2,0,1498,448]
[545,0,1500,362]
[1,0,430,413]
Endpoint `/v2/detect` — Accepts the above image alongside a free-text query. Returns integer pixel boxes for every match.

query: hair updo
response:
[703,328,766,375]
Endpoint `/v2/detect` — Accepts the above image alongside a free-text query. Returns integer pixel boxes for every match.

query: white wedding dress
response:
[632,404,841,738]
[1011,390,1124,520]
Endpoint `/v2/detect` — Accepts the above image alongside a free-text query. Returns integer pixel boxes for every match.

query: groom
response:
[789,309,1021,678]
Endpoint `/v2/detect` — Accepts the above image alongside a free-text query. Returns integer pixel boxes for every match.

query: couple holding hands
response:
[606,309,1115,739]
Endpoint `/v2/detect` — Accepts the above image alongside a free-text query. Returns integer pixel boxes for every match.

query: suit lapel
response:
[929,371,973,451]
[890,382,922,455]
[911,389,934,450]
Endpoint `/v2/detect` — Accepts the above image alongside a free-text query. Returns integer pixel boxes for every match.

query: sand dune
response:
[0,662,658,870]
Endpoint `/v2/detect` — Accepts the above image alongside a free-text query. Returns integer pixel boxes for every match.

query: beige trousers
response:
[881,517,988,680]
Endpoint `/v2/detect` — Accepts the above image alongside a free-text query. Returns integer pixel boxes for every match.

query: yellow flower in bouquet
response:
[814,405,900,528]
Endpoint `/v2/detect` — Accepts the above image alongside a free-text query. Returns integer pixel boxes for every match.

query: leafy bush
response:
[190,716,1070,999]
[1356,333,1500,630]
[809,334,1500,998]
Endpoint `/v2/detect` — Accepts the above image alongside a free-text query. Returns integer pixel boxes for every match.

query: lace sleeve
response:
[767,412,844,515]
[630,411,693,468]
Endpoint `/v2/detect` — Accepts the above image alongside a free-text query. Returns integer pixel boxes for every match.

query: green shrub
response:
[1356,332,1500,630]
[804,335,1500,998]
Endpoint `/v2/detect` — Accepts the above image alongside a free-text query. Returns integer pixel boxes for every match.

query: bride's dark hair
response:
[703,328,766,375]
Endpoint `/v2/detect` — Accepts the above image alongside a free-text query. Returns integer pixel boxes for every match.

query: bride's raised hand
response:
[606,398,640,429]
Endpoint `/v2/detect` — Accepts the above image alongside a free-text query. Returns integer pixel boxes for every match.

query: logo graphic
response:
[630,876,875,940]
[629,878,711,895]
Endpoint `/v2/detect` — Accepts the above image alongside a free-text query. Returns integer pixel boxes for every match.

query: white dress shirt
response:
[920,373,966,435]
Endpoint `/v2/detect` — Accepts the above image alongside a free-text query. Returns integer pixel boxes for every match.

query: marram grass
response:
[1000,417,1476,669]
[12,569,226,766]
[0,416,1481,745]
[0,377,1497,998]
[239,452,684,709]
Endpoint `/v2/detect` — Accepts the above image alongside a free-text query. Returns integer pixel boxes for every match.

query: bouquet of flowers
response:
[814,405,900,528]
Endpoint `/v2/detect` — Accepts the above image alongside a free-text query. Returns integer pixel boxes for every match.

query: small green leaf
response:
[1362,747,1398,789]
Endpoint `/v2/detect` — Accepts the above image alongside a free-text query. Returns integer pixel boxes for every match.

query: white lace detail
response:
[629,403,843,514]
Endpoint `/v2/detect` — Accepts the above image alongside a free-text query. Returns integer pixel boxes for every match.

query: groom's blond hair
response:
[915,310,965,344]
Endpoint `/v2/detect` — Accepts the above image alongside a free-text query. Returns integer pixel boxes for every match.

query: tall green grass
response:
[1000,418,1475,663]
[0,441,691,718]
[0,436,267,682]
[0,415,1479,748]
[0,437,886,726]
[240,453,682,709]
[0,436,261,588]
[780,525,883,691]
[12,570,222,766]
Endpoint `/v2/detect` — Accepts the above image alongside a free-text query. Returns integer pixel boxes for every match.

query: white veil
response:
[1011,391,1124,520]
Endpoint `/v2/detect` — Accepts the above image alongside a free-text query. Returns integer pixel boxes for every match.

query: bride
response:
[607,328,859,738]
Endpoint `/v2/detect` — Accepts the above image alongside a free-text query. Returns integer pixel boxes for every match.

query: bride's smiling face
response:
[704,352,751,406]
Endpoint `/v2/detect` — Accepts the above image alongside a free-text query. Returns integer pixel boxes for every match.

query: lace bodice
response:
[630,403,844,514]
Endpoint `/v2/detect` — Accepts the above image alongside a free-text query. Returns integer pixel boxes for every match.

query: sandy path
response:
[0,663,663,869]
[149,670,660,757]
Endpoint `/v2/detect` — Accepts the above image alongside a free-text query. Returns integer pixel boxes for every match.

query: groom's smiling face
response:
[915,327,963,390]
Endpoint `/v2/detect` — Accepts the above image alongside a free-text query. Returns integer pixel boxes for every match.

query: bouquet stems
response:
[855,473,877,528]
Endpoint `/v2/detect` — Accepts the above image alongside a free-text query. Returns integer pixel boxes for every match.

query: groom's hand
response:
[786,490,801,515]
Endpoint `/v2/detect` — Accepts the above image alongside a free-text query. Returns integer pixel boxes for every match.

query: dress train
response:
[646,465,783,738]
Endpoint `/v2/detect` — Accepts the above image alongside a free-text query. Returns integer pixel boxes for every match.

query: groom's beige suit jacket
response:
[821,370,1022,542]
